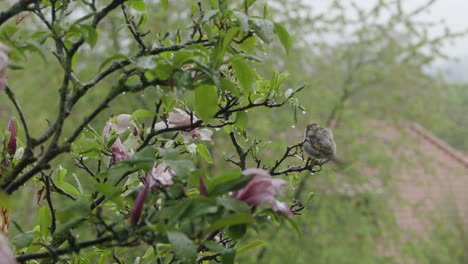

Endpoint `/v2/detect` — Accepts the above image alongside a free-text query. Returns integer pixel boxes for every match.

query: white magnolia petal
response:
[197,129,214,143]
[115,114,136,134]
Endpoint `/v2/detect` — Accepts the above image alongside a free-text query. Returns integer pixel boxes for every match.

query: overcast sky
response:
[309,0,468,58]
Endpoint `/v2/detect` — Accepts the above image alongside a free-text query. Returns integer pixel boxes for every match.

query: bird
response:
[302,123,336,163]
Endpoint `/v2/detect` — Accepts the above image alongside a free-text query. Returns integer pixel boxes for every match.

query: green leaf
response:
[208,174,252,197]
[12,231,35,249]
[236,111,248,131]
[131,109,156,119]
[39,206,51,236]
[165,159,192,177]
[204,241,236,264]
[192,61,220,87]
[228,224,247,240]
[160,0,168,9]
[167,231,197,264]
[94,182,124,209]
[304,192,315,207]
[179,197,218,219]
[207,213,255,232]
[274,23,292,53]
[196,144,213,163]
[208,0,219,9]
[80,25,98,48]
[120,147,156,171]
[72,134,104,157]
[238,35,257,53]
[56,216,85,235]
[0,191,12,211]
[55,181,81,197]
[250,18,275,43]
[244,0,257,9]
[216,197,250,213]
[72,173,84,195]
[130,0,147,12]
[71,51,79,69]
[230,59,256,93]
[236,240,266,254]
[220,78,240,97]
[285,216,302,237]
[194,84,218,121]
[152,63,174,79]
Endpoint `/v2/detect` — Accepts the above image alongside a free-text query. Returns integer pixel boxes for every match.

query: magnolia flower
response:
[102,122,130,164]
[131,163,175,226]
[0,234,16,264]
[233,168,292,216]
[110,138,128,163]
[153,108,213,143]
[0,43,10,92]
[114,114,136,134]
[147,163,175,190]
[167,108,196,126]
[7,117,16,155]
[181,128,213,143]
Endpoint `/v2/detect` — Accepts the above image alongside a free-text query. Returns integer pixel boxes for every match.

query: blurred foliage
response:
[0,0,467,263]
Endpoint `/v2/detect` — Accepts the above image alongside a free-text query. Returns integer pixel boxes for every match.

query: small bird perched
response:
[302,123,336,163]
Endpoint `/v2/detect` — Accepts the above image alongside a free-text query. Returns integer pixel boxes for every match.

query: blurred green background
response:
[1,0,467,263]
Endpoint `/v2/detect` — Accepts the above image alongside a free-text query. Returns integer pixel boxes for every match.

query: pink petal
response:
[271,178,287,196]
[181,131,194,143]
[149,163,175,189]
[196,128,214,143]
[111,138,129,163]
[271,200,293,216]
[243,168,271,178]
[0,234,16,264]
[153,121,174,131]
[102,123,117,141]
[167,108,192,126]
[115,114,136,134]
[0,76,7,92]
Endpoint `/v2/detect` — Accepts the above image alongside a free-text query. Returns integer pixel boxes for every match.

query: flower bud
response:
[131,181,149,227]
[199,175,207,196]
[7,117,17,156]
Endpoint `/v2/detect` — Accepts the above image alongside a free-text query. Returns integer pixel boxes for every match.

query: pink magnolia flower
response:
[0,234,16,264]
[7,117,17,155]
[102,122,130,164]
[153,108,213,143]
[147,163,175,190]
[0,43,10,92]
[114,114,136,134]
[110,138,128,163]
[131,163,175,226]
[233,168,292,216]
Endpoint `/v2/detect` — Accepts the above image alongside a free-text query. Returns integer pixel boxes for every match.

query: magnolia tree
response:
[0,0,325,263]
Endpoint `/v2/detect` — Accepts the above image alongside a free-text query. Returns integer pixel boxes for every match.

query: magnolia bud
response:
[302,123,336,162]
[7,117,17,156]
